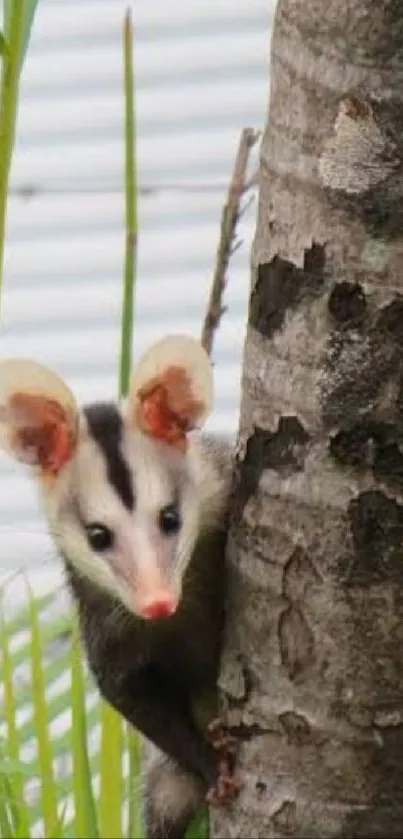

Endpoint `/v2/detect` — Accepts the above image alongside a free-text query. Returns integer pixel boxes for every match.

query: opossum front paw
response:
[205,759,240,807]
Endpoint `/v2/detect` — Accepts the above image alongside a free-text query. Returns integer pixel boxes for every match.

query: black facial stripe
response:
[83,402,135,510]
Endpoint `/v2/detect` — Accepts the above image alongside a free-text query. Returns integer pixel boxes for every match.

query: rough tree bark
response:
[213,1,403,837]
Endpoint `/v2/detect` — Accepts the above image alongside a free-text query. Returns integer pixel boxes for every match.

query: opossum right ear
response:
[0,359,78,478]
[127,334,214,450]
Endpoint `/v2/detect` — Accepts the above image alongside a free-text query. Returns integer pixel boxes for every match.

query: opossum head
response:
[0,335,215,621]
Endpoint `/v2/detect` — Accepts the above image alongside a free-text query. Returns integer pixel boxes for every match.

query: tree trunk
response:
[213,1,403,837]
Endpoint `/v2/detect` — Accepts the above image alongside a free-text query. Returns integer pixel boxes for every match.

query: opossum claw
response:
[206,717,238,758]
[205,765,241,807]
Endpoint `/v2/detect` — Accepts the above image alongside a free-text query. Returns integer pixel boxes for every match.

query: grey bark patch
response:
[348,490,403,585]
[319,94,403,239]
[271,800,297,835]
[328,281,367,327]
[330,420,403,487]
[236,419,311,512]
[278,604,315,681]
[376,298,403,346]
[262,417,311,473]
[249,243,325,339]
[279,711,311,745]
[321,330,397,427]
[282,546,321,603]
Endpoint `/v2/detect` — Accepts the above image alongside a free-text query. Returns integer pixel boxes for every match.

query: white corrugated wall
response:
[0,0,273,594]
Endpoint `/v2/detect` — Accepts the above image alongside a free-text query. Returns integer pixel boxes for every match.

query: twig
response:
[201,127,259,357]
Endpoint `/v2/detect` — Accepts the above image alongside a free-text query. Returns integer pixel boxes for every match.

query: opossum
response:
[0,335,239,839]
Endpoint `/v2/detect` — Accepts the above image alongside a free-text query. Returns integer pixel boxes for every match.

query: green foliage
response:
[0,581,144,838]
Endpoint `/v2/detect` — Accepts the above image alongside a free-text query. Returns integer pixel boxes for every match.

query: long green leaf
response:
[119,14,142,830]
[0,774,16,839]
[71,621,99,839]
[0,0,24,316]
[18,701,100,774]
[3,0,39,69]
[0,601,31,838]
[48,798,68,839]
[5,616,71,672]
[0,588,65,637]
[119,7,137,399]
[17,679,96,746]
[186,807,210,839]
[127,725,143,839]
[8,645,77,710]
[99,701,124,838]
[28,584,58,836]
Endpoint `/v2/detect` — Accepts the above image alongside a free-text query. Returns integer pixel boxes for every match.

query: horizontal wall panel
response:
[0,0,272,581]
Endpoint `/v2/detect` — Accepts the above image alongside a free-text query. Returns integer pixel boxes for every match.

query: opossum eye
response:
[85,523,114,552]
[159,503,181,535]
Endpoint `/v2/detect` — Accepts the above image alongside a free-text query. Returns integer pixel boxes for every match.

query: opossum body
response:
[68,425,232,838]
[0,336,237,839]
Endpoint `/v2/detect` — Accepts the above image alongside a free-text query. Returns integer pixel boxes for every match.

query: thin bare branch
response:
[201,127,260,357]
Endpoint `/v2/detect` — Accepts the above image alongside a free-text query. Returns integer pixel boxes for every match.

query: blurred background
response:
[0,0,272,595]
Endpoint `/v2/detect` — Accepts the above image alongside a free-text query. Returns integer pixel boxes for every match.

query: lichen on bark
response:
[212,1,403,837]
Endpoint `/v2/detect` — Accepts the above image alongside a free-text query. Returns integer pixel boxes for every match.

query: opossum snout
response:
[132,558,179,620]
[140,592,178,620]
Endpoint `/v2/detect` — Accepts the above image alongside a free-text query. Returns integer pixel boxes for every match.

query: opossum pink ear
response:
[0,359,78,477]
[128,335,214,451]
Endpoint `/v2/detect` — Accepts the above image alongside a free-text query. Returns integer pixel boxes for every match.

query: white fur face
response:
[42,406,201,620]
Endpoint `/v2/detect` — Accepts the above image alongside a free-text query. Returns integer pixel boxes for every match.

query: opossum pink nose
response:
[140,593,178,620]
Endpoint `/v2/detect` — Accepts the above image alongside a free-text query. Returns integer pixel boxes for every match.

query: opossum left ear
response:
[0,359,78,477]
[127,334,214,450]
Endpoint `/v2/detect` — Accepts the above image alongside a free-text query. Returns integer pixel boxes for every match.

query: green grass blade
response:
[0,601,31,837]
[18,700,100,772]
[7,616,71,673]
[4,0,39,69]
[2,588,65,637]
[185,807,209,839]
[0,0,25,316]
[17,680,95,745]
[99,701,124,838]
[119,7,137,399]
[127,725,143,839]
[48,798,68,839]
[28,584,58,835]
[0,774,16,839]
[71,620,99,839]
